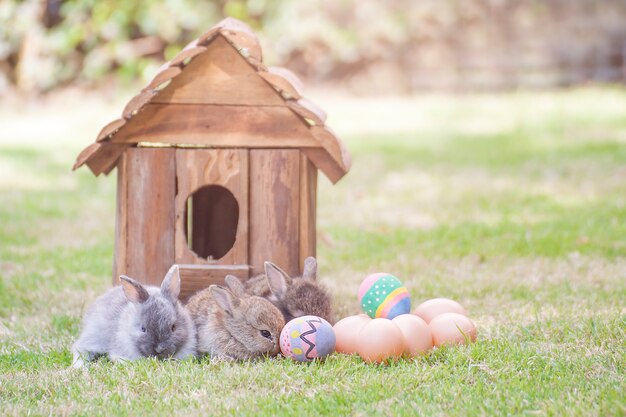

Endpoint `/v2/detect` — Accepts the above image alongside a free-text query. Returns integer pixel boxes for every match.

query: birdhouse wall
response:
[113,147,317,298]
[113,148,177,286]
[248,149,317,277]
[299,153,318,271]
[173,148,249,267]
[249,149,300,277]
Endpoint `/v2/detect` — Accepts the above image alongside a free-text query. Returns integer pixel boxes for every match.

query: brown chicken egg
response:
[413,298,467,323]
[356,318,406,364]
[333,314,371,354]
[391,314,433,357]
[429,312,477,347]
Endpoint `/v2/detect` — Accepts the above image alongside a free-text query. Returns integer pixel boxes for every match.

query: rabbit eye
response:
[171,324,176,332]
[260,330,272,340]
[140,325,146,333]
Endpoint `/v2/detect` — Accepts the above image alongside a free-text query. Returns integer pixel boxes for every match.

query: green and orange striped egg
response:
[358,273,411,319]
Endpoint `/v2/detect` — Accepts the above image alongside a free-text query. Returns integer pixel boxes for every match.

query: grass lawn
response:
[1,86,625,416]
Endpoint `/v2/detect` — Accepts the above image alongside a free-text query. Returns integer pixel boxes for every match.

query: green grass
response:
[1,87,625,416]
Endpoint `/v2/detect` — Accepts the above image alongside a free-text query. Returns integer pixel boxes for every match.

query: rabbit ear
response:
[264,261,291,298]
[225,275,246,298]
[210,285,241,316]
[302,257,318,280]
[161,265,181,301]
[120,276,150,304]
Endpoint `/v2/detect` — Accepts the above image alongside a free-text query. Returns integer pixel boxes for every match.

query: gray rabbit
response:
[230,257,334,324]
[71,265,197,367]
[186,280,285,360]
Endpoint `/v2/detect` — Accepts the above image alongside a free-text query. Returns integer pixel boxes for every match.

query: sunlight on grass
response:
[1,87,625,416]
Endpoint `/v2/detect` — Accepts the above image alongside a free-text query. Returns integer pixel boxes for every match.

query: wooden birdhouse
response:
[73,18,351,300]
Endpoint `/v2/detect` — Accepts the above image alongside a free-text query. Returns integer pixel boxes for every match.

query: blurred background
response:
[1,0,626,96]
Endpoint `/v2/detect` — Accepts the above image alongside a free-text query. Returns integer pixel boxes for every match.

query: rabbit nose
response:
[155,344,167,354]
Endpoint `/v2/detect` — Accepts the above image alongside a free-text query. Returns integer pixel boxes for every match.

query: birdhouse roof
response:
[73,18,351,183]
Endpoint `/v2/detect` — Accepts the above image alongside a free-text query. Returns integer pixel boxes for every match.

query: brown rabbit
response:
[186,283,284,360]
[231,257,334,324]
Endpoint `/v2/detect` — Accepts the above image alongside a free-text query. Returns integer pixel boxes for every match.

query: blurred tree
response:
[0,0,625,94]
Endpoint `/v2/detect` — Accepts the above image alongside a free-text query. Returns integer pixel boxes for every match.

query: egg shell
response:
[356,318,406,364]
[280,315,336,362]
[429,312,477,347]
[358,273,411,319]
[413,298,467,324]
[333,314,371,354]
[391,314,433,357]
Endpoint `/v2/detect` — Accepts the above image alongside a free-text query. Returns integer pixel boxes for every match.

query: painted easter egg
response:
[358,273,411,319]
[280,315,336,362]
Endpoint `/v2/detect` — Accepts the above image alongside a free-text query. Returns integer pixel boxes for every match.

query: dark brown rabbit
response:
[230,257,334,324]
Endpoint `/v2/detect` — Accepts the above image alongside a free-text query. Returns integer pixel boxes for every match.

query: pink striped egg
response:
[358,273,411,319]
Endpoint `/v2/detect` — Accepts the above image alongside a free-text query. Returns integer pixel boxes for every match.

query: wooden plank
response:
[178,264,250,302]
[301,125,352,184]
[169,45,207,67]
[215,17,262,65]
[73,142,100,171]
[110,103,320,148]
[249,149,301,277]
[220,27,262,65]
[259,71,302,100]
[84,143,130,176]
[287,97,327,126]
[174,149,249,266]
[301,148,345,185]
[268,66,304,94]
[96,118,126,142]
[112,152,129,284]
[124,148,176,286]
[299,152,317,269]
[152,35,282,106]
[197,28,219,46]
[143,65,182,91]
[122,90,156,119]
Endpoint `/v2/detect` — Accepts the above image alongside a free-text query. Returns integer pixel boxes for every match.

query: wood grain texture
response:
[299,152,317,268]
[152,35,281,106]
[84,143,130,176]
[178,264,250,302]
[312,125,352,171]
[169,44,207,67]
[110,103,319,148]
[96,118,126,142]
[301,148,343,185]
[215,17,261,66]
[122,90,156,119]
[301,125,352,184]
[174,149,249,266]
[259,71,302,99]
[286,97,327,126]
[197,27,219,45]
[112,152,129,284]
[268,66,304,94]
[123,148,177,286]
[249,149,301,277]
[143,65,182,91]
[73,142,100,171]
[220,28,262,65]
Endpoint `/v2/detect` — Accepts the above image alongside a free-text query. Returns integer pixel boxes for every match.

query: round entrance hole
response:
[185,185,239,260]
